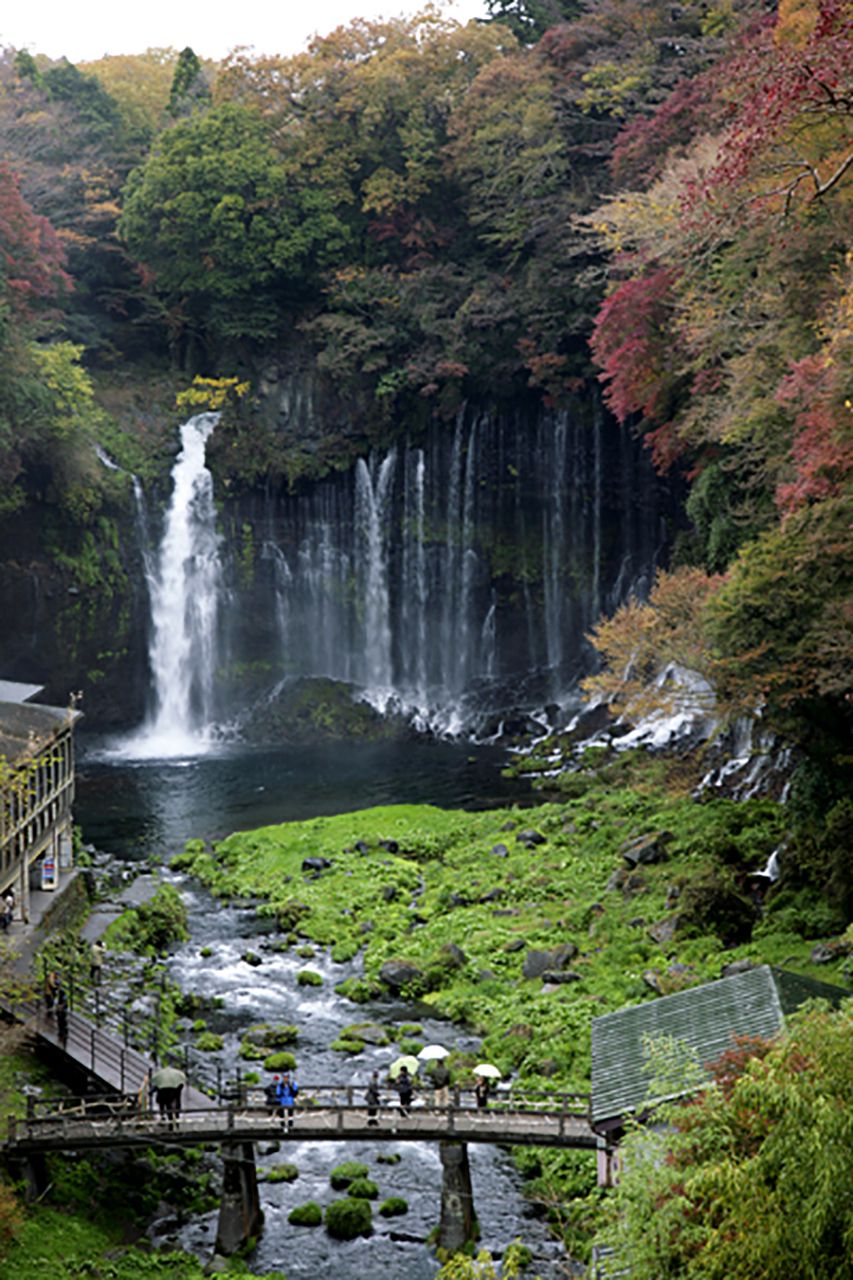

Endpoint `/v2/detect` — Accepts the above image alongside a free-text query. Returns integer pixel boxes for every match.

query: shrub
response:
[379,1196,408,1217]
[289,1201,322,1227]
[329,1161,369,1190]
[325,1197,373,1240]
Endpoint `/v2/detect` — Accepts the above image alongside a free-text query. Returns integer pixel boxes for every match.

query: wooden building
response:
[0,680,82,924]
[590,964,849,1186]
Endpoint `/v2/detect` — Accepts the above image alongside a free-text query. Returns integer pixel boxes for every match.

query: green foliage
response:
[263,1051,297,1072]
[101,883,189,954]
[119,102,351,346]
[324,1195,373,1240]
[436,1240,535,1279]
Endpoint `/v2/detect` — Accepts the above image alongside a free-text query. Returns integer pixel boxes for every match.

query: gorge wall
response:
[0,384,674,738]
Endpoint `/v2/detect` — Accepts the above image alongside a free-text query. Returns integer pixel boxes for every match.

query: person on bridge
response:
[366,1071,381,1125]
[474,1075,490,1109]
[396,1065,414,1117]
[89,940,105,985]
[277,1071,299,1131]
[44,969,60,1015]
[431,1058,452,1109]
[265,1075,282,1116]
[56,987,69,1047]
[2,887,14,930]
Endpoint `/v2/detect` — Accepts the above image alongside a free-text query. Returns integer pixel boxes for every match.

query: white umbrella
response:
[473,1063,502,1080]
[418,1044,450,1061]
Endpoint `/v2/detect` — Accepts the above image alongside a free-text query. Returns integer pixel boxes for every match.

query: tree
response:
[119,102,351,356]
[167,46,212,118]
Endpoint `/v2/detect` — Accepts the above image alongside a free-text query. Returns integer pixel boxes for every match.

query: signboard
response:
[40,853,58,890]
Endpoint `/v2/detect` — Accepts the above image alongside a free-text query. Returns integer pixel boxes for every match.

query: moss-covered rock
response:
[265,1162,299,1183]
[289,1201,322,1226]
[194,1032,224,1052]
[329,1161,369,1190]
[296,969,323,986]
[263,1051,297,1072]
[325,1196,373,1240]
[347,1178,379,1200]
[379,1196,408,1217]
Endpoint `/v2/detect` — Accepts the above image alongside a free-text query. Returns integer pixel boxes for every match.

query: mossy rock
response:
[297,944,315,959]
[325,1197,373,1240]
[243,1023,299,1048]
[348,1178,379,1200]
[297,969,323,986]
[199,947,213,958]
[331,1036,365,1055]
[379,1197,408,1217]
[289,1202,322,1227]
[342,1022,391,1047]
[329,1160,369,1190]
[397,1023,423,1037]
[335,977,383,1004]
[376,1152,402,1165]
[263,1051,297,1072]
[195,1032,224,1052]
[266,1162,299,1184]
[397,1038,423,1057]
[239,1043,267,1061]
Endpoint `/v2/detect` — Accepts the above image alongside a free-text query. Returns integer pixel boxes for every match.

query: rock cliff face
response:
[0,381,676,736]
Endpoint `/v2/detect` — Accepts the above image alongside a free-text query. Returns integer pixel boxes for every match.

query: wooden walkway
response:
[5,1091,597,1155]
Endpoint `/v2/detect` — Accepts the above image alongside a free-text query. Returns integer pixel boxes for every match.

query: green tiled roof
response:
[591,965,849,1126]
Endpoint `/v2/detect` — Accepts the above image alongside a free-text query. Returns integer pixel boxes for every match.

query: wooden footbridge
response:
[1,990,596,1255]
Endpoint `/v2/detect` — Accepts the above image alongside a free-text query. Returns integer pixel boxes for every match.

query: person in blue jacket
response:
[277,1070,299,1130]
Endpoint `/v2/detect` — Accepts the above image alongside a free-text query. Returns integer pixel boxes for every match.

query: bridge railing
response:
[9,1085,589,1136]
[4,1085,591,1157]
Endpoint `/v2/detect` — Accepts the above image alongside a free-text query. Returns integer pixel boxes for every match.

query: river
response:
[73,735,569,1279]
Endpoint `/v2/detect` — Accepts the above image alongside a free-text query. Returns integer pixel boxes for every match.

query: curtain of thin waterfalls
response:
[132,413,223,754]
[231,402,665,733]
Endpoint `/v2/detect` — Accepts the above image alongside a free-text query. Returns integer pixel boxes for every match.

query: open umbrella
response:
[473,1063,502,1080]
[151,1066,186,1090]
[418,1044,450,1061]
[388,1055,420,1079]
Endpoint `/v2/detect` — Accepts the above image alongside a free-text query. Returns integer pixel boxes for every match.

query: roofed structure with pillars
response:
[0,680,82,924]
[590,964,850,1186]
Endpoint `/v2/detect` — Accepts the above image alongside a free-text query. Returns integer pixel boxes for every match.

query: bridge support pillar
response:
[16,1153,49,1201]
[215,1142,262,1256]
[438,1140,476,1252]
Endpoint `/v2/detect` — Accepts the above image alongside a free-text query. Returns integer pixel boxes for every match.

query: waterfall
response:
[124,413,223,757]
[355,451,396,700]
[120,396,665,743]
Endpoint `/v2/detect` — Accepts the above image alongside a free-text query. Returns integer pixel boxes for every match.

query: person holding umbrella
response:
[419,1045,452,1109]
[151,1064,187,1127]
[473,1062,502,1109]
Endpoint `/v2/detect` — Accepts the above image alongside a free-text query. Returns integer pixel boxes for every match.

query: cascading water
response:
[123,413,223,758]
[220,401,666,737]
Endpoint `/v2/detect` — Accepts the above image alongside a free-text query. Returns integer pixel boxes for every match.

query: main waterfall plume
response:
[123,412,223,757]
